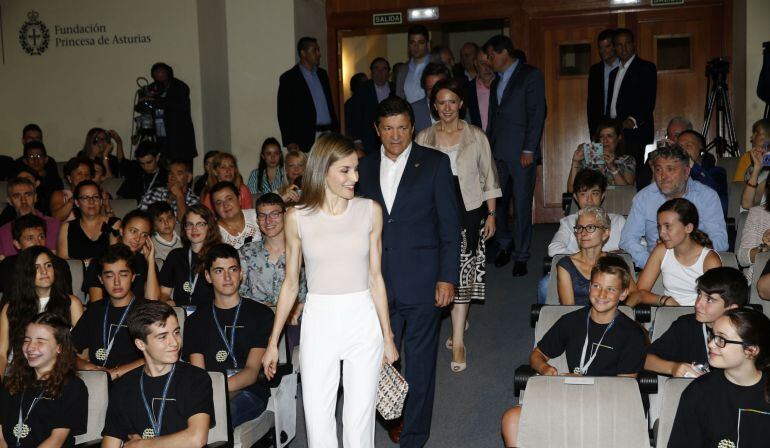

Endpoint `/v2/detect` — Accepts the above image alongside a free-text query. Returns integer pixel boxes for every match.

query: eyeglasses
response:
[25,154,44,160]
[77,195,102,203]
[573,224,607,234]
[708,333,747,349]
[256,211,284,221]
[184,221,208,230]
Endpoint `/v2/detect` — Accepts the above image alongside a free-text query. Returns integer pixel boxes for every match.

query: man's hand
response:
[622,118,635,129]
[169,179,185,200]
[286,143,300,152]
[124,434,143,446]
[435,281,455,307]
[539,365,558,376]
[671,362,704,378]
[520,152,534,168]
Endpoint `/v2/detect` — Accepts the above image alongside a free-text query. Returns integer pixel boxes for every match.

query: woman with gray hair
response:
[556,206,619,305]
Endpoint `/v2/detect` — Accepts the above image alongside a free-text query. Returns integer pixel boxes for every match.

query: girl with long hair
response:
[627,198,721,307]
[0,313,88,447]
[56,180,121,263]
[158,204,221,310]
[668,308,770,446]
[0,246,84,375]
[247,138,284,195]
[201,153,253,211]
[262,134,398,446]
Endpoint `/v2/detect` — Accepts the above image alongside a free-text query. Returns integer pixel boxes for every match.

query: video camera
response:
[706,57,730,86]
[133,77,164,138]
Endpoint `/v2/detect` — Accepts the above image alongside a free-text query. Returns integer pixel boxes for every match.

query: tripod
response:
[702,63,740,157]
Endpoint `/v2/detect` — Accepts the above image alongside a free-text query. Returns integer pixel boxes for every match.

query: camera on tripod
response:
[132,77,164,141]
[706,57,729,85]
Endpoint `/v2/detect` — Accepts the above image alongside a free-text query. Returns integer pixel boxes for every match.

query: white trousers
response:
[300,290,384,448]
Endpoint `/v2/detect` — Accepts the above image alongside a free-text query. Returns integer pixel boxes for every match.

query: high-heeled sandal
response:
[451,346,467,373]
[445,321,470,349]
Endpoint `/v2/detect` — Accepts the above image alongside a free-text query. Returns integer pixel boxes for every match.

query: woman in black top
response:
[0,246,84,375]
[57,180,120,263]
[0,313,88,447]
[159,204,220,310]
[669,308,770,447]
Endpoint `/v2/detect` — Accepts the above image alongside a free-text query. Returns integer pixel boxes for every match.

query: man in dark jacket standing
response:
[150,62,198,165]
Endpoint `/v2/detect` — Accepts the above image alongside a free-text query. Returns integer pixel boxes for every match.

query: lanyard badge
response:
[576,311,618,375]
[212,300,243,367]
[96,298,135,365]
[139,364,176,439]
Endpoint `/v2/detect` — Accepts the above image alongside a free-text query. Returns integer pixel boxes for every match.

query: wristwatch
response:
[488,210,497,217]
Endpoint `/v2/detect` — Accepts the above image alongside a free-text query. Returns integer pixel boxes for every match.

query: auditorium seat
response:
[715,156,739,181]
[734,210,748,255]
[207,371,231,446]
[653,377,693,448]
[172,306,186,336]
[727,182,744,221]
[101,177,122,198]
[74,370,110,445]
[57,161,66,179]
[568,185,636,216]
[544,254,636,305]
[517,376,650,448]
[67,259,86,304]
[750,251,770,317]
[233,333,298,448]
[110,199,137,220]
[718,251,739,269]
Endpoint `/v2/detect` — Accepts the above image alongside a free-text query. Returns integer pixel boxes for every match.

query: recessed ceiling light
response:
[407,7,439,22]
[610,0,640,5]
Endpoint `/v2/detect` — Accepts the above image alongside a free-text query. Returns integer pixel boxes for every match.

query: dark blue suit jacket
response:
[487,62,546,162]
[357,144,460,306]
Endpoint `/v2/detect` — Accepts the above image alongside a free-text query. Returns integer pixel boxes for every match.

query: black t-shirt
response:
[71,298,145,368]
[647,313,709,367]
[183,299,273,400]
[0,377,88,447]
[159,248,214,308]
[117,165,169,202]
[102,362,214,441]
[537,306,647,376]
[82,252,152,300]
[668,370,770,447]
[0,255,17,298]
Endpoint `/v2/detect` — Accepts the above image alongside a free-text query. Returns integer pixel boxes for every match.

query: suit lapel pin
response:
[414,162,420,168]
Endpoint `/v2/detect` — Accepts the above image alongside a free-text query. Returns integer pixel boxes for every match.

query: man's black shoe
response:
[494,250,511,267]
[512,261,528,277]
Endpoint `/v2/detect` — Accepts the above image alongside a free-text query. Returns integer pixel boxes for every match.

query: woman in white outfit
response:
[262,134,399,447]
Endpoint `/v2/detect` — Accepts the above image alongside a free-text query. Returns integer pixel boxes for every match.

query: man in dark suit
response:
[410,62,450,135]
[587,29,619,138]
[452,42,479,82]
[149,62,198,164]
[277,36,339,152]
[606,28,657,186]
[484,35,546,277]
[358,97,460,447]
[346,57,394,155]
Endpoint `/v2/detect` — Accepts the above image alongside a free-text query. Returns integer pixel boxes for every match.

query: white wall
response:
[744,0,770,144]
[0,0,203,170]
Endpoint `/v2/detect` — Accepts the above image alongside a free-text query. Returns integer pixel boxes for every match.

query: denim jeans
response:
[537,274,549,304]
[230,390,267,428]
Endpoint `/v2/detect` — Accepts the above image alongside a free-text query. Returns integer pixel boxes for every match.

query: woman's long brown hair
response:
[296,134,356,213]
[181,203,222,273]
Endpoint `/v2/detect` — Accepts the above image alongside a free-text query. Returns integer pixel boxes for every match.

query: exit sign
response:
[651,0,684,5]
[373,12,402,26]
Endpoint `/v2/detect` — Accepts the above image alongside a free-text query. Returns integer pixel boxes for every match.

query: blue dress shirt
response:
[620,180,728,267]
[404,57,429,103]
[299,64,331,126]
[495,60,519,105]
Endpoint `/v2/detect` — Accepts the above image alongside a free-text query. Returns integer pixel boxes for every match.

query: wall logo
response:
[19,11,50,55]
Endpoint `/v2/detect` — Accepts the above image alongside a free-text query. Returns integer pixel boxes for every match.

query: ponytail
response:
[690,229,712,249]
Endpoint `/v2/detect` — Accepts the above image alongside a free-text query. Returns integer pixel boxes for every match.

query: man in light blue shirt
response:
[396,25,431,103]
[620,145,727,268]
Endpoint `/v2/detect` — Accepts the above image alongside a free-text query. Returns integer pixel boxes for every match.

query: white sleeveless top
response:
[295,197,372,295]
[661,247,715,306]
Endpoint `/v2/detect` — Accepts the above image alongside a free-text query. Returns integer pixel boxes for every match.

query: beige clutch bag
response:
[377,362,409,420]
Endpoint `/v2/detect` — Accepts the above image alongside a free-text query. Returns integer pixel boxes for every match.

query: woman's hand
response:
[751,147,764,171]
[762,229,770,247]
[262,343,280,380]
[602,152,617,171]
[483,215,496,241]
[280,185,301,203]
[572,145,585,166]
[383,337,399,365]
[108,129,122,147]
[141,237,155,262]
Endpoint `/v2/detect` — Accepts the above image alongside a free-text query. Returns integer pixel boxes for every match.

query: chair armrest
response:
[530,304,544,328]
[542,256,553,276]
[634,305,652,323]
[514,364,536,398]
[637,370,658,395]
[562,193,573,216]
[258,363,294,389]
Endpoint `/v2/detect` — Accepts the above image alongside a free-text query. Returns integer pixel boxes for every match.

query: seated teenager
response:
[668,309,770,447]
[56,180,121,264]
[73,244,147,380]
[0,246,84,375]
[210,181,261,249]
[501,256,646,447]
[117,141,168,202]
[49,157,95,222]
[645,267,748,378]
[540,169,627,302]
[82,210,159,302]
[147,202,182,262]
[0,177,60,256]
[0,313,88,447]
[556,206,635,305]
[184,243,274,428]
[627,198,721,307]
[738,176,770,283]
[277,149,306,204]
[138,160,200,221]
[738,118,770,209]
[159,204,220,311]
[0,215,72,298]
[200,153,253,211]
[101,301,214,447]
[246,138,284,195]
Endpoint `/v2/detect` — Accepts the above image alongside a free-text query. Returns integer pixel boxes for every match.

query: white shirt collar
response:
[380,143,412,164]
[620,54,636,70]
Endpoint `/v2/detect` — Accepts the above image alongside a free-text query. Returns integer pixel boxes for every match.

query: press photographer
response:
[134,62,197,165]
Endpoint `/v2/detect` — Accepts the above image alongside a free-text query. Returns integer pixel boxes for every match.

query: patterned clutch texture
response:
[377,362,409,420]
